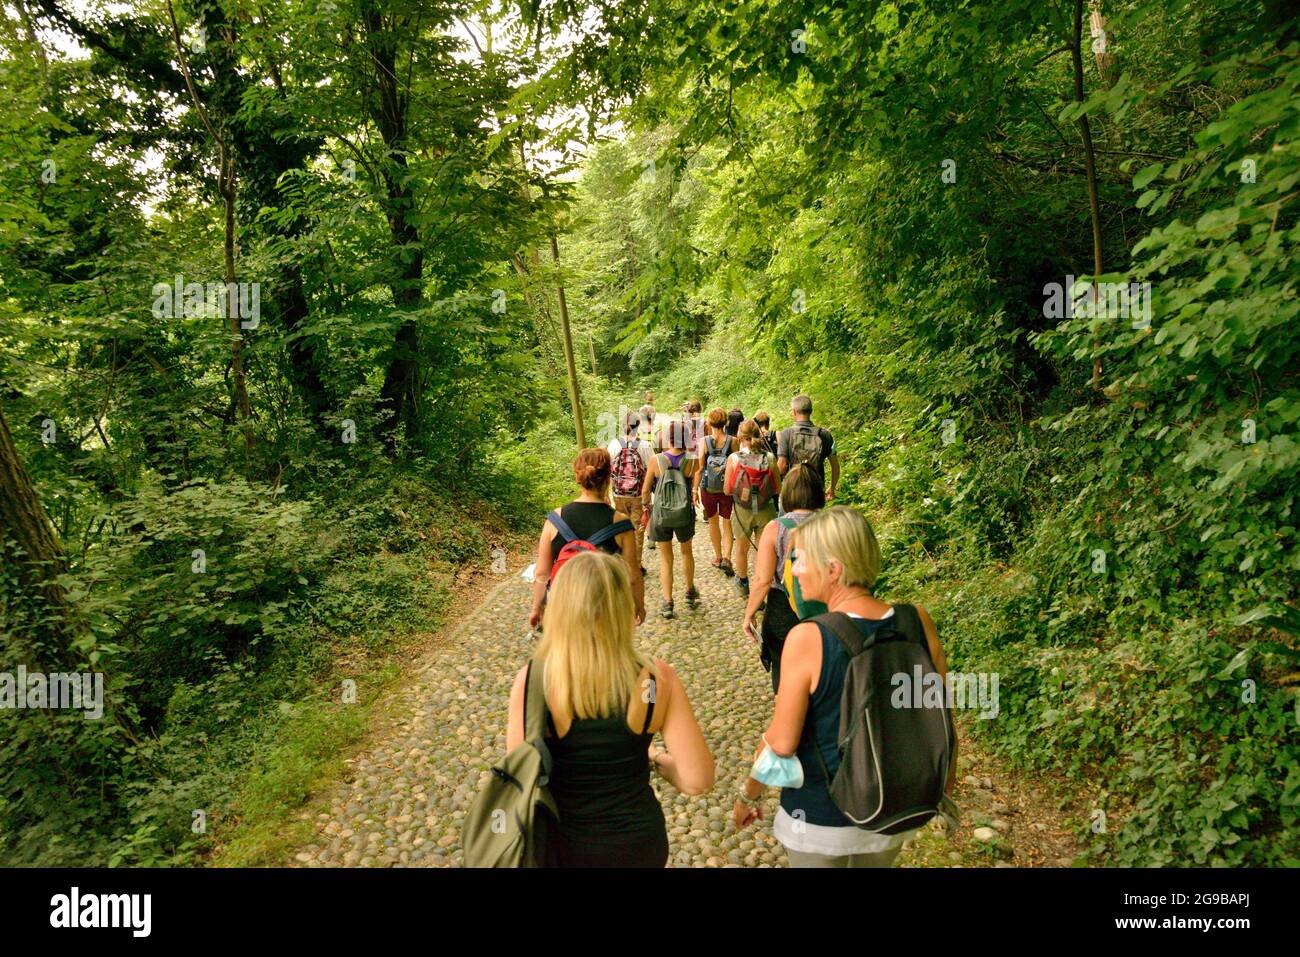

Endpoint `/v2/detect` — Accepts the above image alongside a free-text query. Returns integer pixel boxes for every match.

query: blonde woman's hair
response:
[791,505,881,592]
[538,550,650,720]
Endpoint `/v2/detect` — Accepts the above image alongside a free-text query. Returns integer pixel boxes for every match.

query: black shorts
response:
[648,517,696,543]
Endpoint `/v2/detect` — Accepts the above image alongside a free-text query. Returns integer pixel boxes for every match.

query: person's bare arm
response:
[617,521,645,623]
[915,603,958,793]
[828,453,840,499]
[777,455,789,477]
[642,455,659,509]
[528,524,556,628]
[743,521,779,640]
[654,660,715,795]
[505,665,528,751]
[736,622,817,822]
[761,622,818,756]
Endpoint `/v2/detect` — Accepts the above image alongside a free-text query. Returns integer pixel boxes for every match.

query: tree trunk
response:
[0,401,78,666]
[363,0,424,452]
[550,233,586,449]
[1071,0,1106,390]
[222,159,256,461]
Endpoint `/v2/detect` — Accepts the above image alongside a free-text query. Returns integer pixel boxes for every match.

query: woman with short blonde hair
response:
[507,551,715,867]
[733,506,957,868]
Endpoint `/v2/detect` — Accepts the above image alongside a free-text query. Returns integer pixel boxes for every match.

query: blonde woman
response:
[733,506,958,867]
[507,551,715,867]
[724,419,780,597]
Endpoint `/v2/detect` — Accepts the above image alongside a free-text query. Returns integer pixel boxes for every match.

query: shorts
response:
[700,489,733,520]
[648,513,696,543]
[731,502,776,543]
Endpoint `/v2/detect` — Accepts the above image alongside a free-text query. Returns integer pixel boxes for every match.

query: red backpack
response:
[729,452,776,511]
[547,510,635,585]
[612,441,647,496]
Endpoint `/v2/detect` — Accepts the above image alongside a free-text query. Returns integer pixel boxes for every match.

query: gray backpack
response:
[651,454,693,528]
[461,659,559,866]
[786,422,826,476]
[702,435,731,494]
[810,606,954,835]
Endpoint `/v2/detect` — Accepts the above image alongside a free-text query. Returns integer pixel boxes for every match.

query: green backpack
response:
[779,514,828,620]
[461,659,560,867]
[651,454,694,528]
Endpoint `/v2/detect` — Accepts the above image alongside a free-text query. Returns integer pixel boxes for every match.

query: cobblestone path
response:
[291,517,1078,868]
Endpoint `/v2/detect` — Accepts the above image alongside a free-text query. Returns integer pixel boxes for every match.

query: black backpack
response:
[785,422,826,476]
[809,606,954,834]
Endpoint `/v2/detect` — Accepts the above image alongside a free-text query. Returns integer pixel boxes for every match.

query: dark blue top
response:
[779,614,897,827]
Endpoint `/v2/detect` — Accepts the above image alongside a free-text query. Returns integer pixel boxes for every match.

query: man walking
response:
[776,394,839,500]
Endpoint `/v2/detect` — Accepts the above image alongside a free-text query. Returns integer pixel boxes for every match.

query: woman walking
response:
[741,464,825,691]
[507,551,715,867]
[641,419,700,619]
[733,506,958,867]
[724,419,780,597]
[528,448,645,629]
[695,407,736,577]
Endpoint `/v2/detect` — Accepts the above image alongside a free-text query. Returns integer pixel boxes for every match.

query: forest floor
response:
[281,515,1084,868]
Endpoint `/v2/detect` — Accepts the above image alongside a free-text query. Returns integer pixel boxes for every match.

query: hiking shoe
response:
[711,558,726,572]
[685,586,700,607]
[659,601,675,620]
[720,558,736,578]
[734,577,749,597]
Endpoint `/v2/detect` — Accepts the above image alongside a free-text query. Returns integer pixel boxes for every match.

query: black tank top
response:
[550,501,621,564]
[546,714,664,839]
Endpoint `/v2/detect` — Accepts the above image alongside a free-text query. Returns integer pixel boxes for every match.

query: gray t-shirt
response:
[778,421,835,474]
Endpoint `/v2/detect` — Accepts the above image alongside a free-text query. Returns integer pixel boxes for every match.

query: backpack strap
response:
[523,658,549,742]
[884,603,929,650]
[641,668,657,734]
[586,518,635,547]
[627,664,665,736]
[811,611,874,658]
[546,509,577,543]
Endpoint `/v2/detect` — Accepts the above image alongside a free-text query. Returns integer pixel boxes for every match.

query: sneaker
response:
[660,601,674,620]
[685,586,700,607]
[734,577,749,597]
[720,558,736,578]
[711,558,725,572]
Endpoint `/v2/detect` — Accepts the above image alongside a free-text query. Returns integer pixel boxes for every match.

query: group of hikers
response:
[472,391,957,869]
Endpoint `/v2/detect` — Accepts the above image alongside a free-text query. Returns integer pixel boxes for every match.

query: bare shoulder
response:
[784,621,821,652]
[651,657,682,697]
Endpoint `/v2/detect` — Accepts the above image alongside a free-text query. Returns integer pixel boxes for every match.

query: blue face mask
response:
[750,735,804,789]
